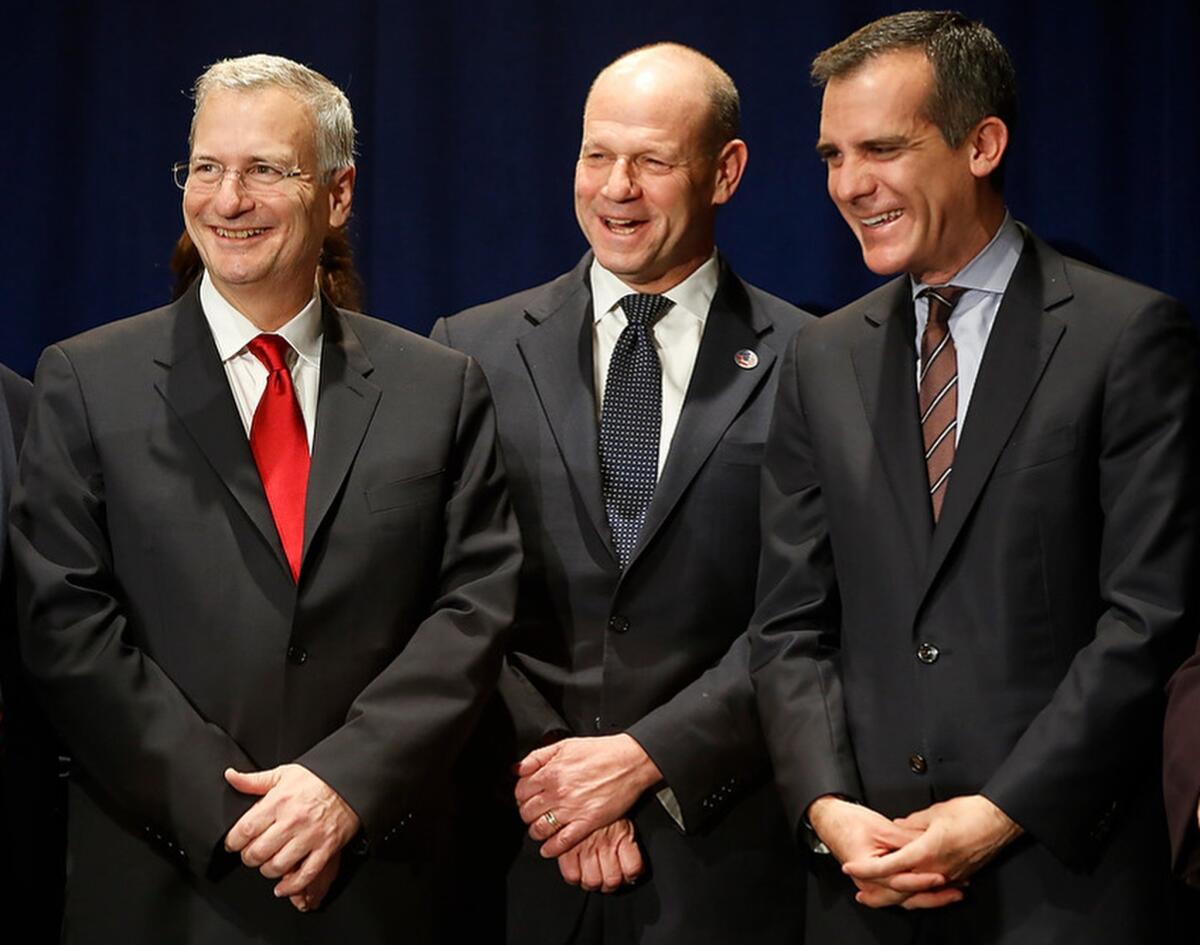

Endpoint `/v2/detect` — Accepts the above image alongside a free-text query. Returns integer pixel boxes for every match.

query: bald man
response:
[433,43,808,944]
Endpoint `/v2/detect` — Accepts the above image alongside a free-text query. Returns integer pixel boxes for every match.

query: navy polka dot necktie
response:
[598,293,672,568]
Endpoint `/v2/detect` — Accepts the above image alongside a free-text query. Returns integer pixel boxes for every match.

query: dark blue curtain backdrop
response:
[5,1,1198,377]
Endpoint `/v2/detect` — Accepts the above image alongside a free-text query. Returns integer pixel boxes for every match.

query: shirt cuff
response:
[656,786,686,832]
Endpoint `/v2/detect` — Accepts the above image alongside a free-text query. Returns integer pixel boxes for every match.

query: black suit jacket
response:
[0,365,63,944]
[751,229,1200,944]
[10,286,521,945]
[433,254,810,944]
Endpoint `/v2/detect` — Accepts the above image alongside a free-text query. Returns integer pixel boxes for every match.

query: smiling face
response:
[574,53,745,294]
[183,86,353,328]
[816,49,1003,284]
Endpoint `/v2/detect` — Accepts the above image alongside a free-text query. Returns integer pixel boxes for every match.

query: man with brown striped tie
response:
[750,10,1199,945]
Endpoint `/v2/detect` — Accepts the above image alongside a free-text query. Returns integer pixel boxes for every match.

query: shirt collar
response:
[199,269,323,366]
[910,211,1023,300]
[590,250,720,325]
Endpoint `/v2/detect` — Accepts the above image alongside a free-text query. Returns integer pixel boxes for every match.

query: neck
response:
[621,247,714,296]
[917,198,1006,286]
[211,278,316,332]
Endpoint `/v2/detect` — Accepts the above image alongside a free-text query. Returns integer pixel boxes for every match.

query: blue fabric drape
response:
[5,0,1197,376]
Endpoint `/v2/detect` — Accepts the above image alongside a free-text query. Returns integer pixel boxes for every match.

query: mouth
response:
[212,226,269,240]
[861,209,903,228]
[601,217,646,236]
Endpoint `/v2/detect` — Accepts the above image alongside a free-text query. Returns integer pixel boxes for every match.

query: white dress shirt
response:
[911,212,1024,443]
[199,270,324,448]
[590,253,719,477]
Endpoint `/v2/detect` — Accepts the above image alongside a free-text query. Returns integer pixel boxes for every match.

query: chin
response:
[595,250,645,278]
[859,246,911,278]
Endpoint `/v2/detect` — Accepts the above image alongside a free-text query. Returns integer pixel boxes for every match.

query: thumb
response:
[225,766,280,795]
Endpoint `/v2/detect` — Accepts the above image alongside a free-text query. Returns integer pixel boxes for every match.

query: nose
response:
[211,171,256,216]
[601,156,639,201]
[829,156,874,205]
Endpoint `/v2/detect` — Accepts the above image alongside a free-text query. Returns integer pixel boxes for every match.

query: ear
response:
[967,116,1008,181]
[711,139,749,206]
[326,165,356,228]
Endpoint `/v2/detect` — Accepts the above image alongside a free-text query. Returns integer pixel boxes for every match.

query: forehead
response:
[191,86,316,158]
[582,61,710,149]
[818,49,934,141]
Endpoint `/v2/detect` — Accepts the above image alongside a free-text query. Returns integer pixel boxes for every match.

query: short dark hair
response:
[812,10,1017,151]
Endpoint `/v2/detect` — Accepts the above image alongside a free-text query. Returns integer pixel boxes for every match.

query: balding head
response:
[588,43,740,155]
[573,43,748,293]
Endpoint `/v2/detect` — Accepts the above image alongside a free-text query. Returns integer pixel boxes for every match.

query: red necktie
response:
[247,334,310,581]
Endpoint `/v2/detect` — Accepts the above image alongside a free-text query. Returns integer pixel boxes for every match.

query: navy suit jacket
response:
[434,254,810,944]
[0,365,61,944]
[11,288,521,945]
[752,229,1200,944]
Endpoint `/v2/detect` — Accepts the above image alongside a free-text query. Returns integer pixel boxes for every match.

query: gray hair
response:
[190,53,356,177]
[812,10,1017,153]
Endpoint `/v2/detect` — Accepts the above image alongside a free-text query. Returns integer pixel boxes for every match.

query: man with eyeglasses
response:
[11,53,520,945]
[433,42,808,944]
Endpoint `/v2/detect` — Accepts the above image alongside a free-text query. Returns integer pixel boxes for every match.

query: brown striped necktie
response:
[919,286,966,523]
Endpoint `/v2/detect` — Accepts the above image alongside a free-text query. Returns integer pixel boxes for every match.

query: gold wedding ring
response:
[543,809,562,830]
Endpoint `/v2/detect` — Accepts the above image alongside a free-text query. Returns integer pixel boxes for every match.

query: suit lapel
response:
[921,236,1070,596]
[302,303,381,574]
[154,287,289,576]
[516,258,612,557]
[626,265,777,572]
[851,280,934,564]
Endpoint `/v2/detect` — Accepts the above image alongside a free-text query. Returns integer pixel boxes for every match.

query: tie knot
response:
[618,293,672,328]
[921,286,966,327]
[247,334,293,373]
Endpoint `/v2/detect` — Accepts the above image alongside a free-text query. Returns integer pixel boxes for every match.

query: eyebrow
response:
[189,152,294,165]
[815,134,912,158]
[862,135,911,149]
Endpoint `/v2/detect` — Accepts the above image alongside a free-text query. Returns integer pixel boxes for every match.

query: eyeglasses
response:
[172,160,306,193]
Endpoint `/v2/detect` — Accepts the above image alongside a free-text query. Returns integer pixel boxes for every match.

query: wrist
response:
[807,794,855,831]
[618,734,664,793]
[980,795,1023,845]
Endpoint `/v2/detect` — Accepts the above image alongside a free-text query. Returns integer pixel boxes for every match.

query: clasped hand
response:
[513,734,662,890]
[224,763,360,913]
[513,733,661,857]
[809,794,1022,910]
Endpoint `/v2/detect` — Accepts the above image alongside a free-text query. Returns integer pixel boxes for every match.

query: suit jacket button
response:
[608,615,630,634]
[916,643,940,664]
[908,753,928,774]
[287,645,308,665]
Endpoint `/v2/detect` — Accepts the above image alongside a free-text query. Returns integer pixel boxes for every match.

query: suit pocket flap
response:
[993,424,1076,476]
[365,469,445,512]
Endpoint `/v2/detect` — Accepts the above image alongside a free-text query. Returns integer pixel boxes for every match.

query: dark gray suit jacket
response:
[433,253,810,944]
[752,229,1200,944]
[0,365,62,944]
[10,286,521,945]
